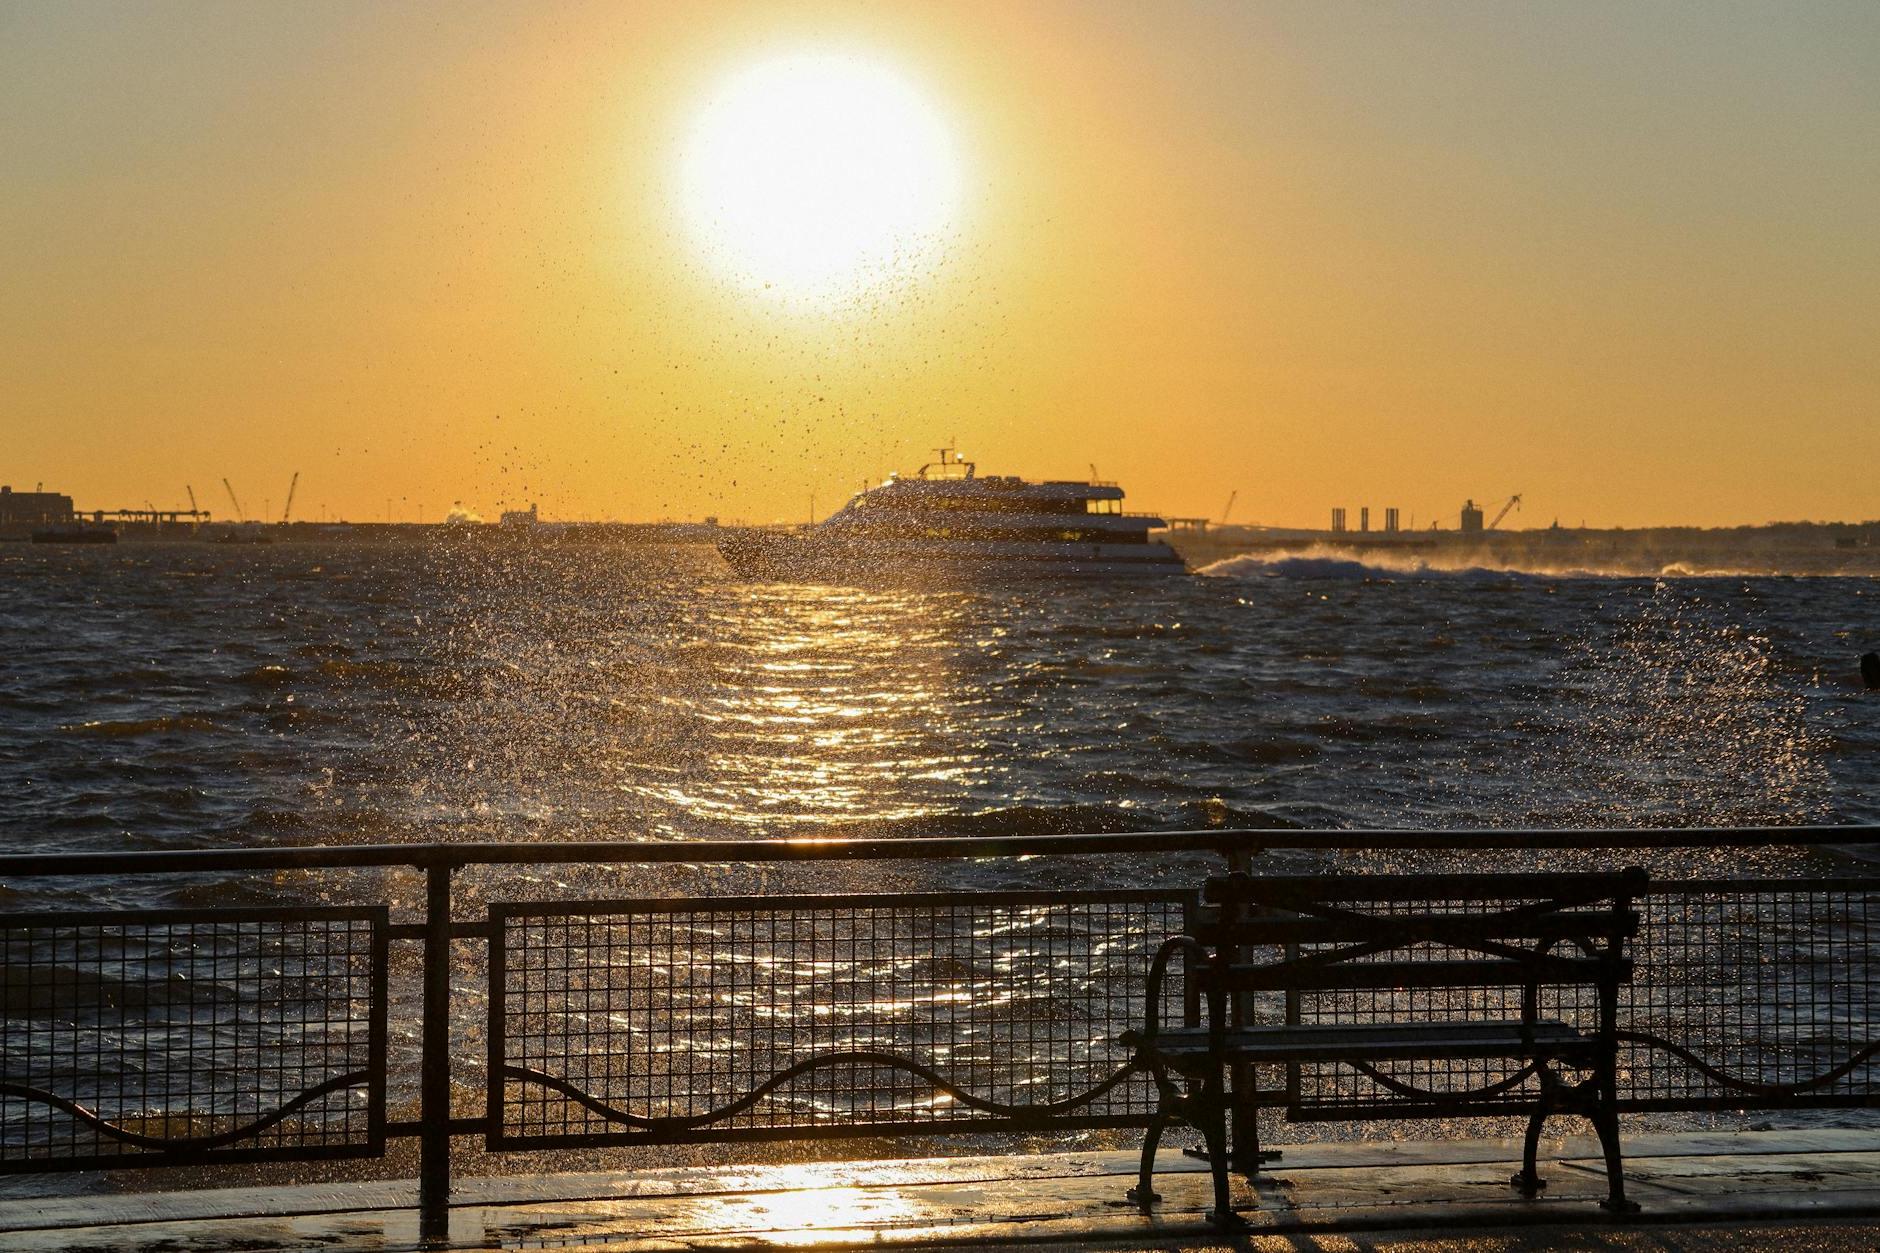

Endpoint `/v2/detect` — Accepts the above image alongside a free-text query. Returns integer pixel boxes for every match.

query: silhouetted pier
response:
[2,828,1876,1248]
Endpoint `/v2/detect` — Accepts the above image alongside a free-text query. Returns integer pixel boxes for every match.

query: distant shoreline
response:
[4,516,1876,578]
[1172,520,1880,578]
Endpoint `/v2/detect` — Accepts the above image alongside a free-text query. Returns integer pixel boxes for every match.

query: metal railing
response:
[0,906,387,1169]
[489,890,1187,1149]
[2,826,1877,1240]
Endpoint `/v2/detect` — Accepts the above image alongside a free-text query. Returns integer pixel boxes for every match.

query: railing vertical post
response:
[419,863,453,1243]
[1224,842,1260,1172]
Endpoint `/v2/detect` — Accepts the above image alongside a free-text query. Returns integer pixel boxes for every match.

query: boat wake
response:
[1194,548,1808,582]
[1197,550,1560,582]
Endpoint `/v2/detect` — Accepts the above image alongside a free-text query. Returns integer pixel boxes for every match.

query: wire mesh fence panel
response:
[489,890,1190,1148]
[0,908,387,1171]
[1620,882,1880,1110]
[1270,880,1880,1117]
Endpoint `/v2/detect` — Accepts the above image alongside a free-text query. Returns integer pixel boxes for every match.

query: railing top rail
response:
[0,825,1874,877]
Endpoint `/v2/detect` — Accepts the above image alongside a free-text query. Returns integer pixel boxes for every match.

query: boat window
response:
[1085,499,1121,515]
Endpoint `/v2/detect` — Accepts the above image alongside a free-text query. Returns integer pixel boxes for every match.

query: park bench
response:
[1122,868,1647,1225]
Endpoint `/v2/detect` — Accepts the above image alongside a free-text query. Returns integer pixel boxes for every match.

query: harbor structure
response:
[1331,506,1403,537]
[0,485,74,527]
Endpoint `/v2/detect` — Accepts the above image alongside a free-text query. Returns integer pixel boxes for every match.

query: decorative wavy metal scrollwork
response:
[1333,1037,1880,1106]
[1614,1032,1880,1097]
[0,1074,369,1153]
[501,1050,1137,1132]
[1344,1058,1551,1104]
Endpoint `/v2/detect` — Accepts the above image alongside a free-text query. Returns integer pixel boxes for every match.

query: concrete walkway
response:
[1,1129,1877,1251]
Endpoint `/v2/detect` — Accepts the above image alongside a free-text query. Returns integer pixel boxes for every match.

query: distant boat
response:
[31,524,117,545]
[717,451,1187,583]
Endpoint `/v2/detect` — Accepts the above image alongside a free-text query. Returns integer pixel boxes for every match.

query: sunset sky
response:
[3,1,1875,528]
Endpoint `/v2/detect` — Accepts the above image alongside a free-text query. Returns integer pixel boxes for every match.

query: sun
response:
[679,52,962,306]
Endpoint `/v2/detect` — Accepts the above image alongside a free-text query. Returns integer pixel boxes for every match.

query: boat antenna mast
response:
[922,440,974,480]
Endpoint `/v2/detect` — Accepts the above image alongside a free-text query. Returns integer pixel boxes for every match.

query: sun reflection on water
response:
[635,584,983,831]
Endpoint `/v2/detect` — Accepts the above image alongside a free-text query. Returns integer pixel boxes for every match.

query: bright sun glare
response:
[680,52,961,306]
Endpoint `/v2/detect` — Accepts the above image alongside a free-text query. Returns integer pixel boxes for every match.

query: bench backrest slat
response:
[1222,955,1633,992]
[1195,908,1639,948]
[1194,868,1645,1000]
[1203,869,1647,906]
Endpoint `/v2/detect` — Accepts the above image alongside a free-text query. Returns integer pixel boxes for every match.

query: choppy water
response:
[3,541,1876,902]
[3,539,1878,1195]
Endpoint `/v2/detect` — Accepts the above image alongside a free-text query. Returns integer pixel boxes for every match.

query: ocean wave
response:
[1198,551,1558,582]
[235,664,297,687]
[59,714,220,738]
[837,801,1307,841]
[1221,737,1322,763]
[318,658,484,700]
[1197,547,1875,582]
[1,964,252,1015]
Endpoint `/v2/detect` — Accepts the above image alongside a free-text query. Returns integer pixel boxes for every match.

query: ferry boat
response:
[717,450,1187,582]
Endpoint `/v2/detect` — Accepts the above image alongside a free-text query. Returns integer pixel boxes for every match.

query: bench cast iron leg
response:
[1511,1086,1551,1197]
[1594,1078,1637,1215]
[1199,1072,1244,1229]
[1234,1093,1262,1177]
[1129,1108,1171,1208]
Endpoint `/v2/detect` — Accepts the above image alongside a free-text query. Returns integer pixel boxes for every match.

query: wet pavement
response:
[2,1129,1877,1251]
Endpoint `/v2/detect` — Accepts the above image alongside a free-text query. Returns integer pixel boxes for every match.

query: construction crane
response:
[222,478,246,523]
[186,485,199,517]
[1221,490,1238,525]
[281,472,299,524]
[1487,494,1523,530]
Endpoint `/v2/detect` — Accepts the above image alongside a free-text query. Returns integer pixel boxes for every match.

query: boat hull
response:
[717,531,1188,583]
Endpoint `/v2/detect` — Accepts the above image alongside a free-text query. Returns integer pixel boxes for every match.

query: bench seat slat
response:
[1214,955,1630,992]
[1128,1019,1592,1064]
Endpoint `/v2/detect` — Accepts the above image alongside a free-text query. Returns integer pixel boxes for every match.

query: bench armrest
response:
[1140,934,1209,1043]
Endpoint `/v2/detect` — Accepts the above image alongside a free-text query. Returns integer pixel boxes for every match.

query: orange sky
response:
[3,1,1876,528]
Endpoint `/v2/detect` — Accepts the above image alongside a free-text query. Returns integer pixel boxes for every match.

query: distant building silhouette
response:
[0,485,74,526]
